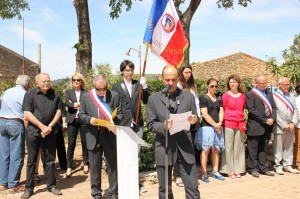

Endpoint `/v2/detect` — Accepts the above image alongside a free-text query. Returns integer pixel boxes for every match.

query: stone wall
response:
[192,52,277,86]
[0,45,40,83]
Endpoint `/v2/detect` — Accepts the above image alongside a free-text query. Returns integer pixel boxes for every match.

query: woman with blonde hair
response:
[220,74,246,179]
[65,72,89,177]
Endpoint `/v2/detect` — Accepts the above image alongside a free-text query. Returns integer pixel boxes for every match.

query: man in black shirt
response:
[21,73,62,199]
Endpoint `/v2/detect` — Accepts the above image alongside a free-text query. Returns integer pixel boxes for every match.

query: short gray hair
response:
[255,74,267,83]
[93,74,107,85]
[16,75,30,86]
[278,77,289,84]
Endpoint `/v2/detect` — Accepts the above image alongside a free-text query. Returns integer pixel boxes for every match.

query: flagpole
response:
[134,46,149,128]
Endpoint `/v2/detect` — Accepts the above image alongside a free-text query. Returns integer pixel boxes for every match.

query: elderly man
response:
[21,73,62,199]
[246,74,276,177]
[79,74,123,199]
[273,77,299,174]
[147,65,200,199]
[111,60,149,193]
[0,75,30,193]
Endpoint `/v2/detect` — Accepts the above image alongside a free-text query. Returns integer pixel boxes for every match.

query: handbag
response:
[239,121,247,133]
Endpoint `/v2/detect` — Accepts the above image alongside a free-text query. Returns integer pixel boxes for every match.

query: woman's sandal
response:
[175,177,184,187]
[228,173,235,179]
[235,173,241,178]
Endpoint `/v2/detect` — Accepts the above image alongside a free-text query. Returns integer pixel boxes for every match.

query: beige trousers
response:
[220,127,245,174]
[273,132,294,168]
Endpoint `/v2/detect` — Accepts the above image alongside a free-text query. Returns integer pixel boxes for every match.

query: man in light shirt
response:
[0,75,30,193]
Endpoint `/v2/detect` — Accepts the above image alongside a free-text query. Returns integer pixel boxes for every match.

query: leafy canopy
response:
[0,0,29,20]
[108,0,252,19]
[266,33,300,85]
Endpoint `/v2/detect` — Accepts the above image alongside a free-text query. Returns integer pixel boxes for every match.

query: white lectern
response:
[106,125,149,199]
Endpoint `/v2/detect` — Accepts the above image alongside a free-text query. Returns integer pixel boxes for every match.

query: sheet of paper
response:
[94,118,114,127]
[169,111,192,135]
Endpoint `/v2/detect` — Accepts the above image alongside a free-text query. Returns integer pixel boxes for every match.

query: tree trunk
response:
[73,0,92,77]
[175,0,202,65]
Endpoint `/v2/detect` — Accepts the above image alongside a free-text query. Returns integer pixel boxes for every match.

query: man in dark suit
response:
[79,74,123,199]
[147,65,200,199]
[111,60,149,193]
[246,74,276,178]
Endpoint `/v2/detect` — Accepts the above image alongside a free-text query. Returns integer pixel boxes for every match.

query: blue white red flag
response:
[143,0,189,68]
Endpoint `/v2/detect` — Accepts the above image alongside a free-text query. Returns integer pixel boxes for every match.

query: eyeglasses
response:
[95,87,107,92]
[72,79,81,82]
[209,85,219,88]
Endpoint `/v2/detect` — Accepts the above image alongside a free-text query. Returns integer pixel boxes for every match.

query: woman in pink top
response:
[220,74,246,179]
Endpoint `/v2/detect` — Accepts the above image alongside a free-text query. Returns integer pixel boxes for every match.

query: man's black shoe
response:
[261,171,275,176]
[21,190,33,199]
[251,171,259,178]
[48,186,62,195]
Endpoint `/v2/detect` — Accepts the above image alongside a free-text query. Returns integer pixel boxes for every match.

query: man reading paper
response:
[79,74,123,199]
[147,65,200,199]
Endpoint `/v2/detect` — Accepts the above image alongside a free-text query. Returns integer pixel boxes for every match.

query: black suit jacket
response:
[79,89,123,150]
[65,88,87,124]
[246,88,276,136]
[147,88,198,166]
[112,80,149,127]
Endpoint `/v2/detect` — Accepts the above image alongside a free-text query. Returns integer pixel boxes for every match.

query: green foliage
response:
[266,57,283,82]
[139,126,156,171]
[0,0,29,20]
[52,78,70,101]
[109,0,133,19]
[217,0,252,9]
[85,63,123,90]
[0,80,15,95]
[266,33,300,86]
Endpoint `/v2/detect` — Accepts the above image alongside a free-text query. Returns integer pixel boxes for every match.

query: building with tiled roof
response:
[192,52,276,86]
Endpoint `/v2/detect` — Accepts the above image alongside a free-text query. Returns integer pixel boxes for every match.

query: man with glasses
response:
[21,73,63,199]
[112,60,149,193]
[246,74,276,178]
[273,77,299,174]
[79,74,123,199]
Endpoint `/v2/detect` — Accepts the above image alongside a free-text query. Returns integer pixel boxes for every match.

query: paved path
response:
[1,144,300,199]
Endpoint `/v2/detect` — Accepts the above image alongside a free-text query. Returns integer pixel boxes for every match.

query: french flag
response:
[143,0,189,68]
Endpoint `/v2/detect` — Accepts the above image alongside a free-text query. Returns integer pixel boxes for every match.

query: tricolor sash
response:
[273,91,294,113]
[89,89,113,122]
[251,87,272,114]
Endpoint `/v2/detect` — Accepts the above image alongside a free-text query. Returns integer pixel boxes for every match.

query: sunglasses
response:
[72,79,81,82]
[95,87,107,92]
[209,85,219,88]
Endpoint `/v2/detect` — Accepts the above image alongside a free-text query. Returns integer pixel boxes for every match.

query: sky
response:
[0,0,299,80]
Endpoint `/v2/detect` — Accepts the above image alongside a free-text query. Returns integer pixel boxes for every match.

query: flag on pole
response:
[143,0,189,68]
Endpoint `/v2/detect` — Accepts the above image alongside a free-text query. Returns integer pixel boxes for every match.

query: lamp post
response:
[125,46,142,76]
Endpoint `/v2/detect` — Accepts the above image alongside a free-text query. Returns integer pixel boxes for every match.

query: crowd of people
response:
[0,61,300,199]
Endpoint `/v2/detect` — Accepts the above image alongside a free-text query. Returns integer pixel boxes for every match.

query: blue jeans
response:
[0,120,24,188]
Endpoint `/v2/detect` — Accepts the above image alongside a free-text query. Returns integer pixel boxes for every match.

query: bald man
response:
[22,73,62,199]
[79,74,123,199]
[147,65,200,199]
